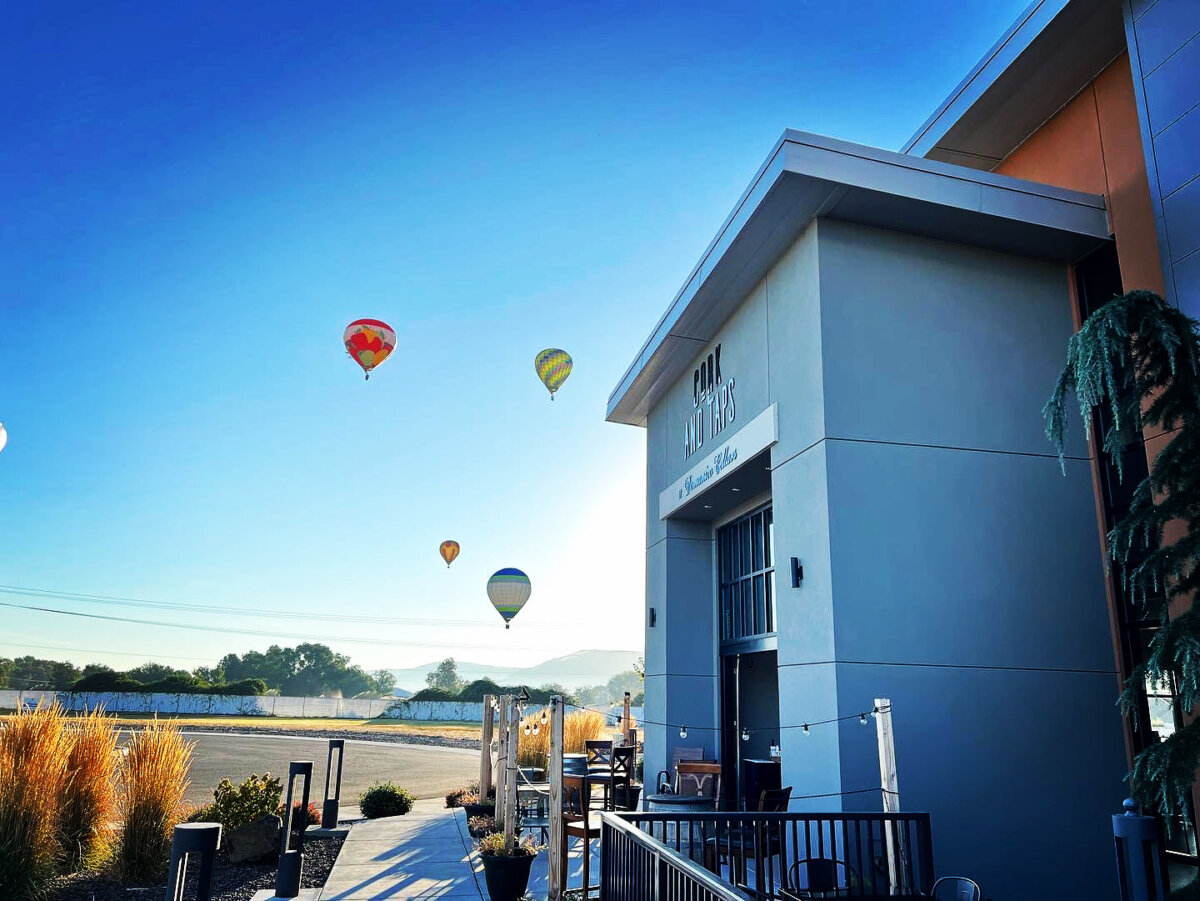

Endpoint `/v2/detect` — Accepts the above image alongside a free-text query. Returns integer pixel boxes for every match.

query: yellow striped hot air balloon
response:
[534,348,572,400]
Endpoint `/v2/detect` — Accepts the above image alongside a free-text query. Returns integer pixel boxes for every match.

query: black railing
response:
[600,810,935,901]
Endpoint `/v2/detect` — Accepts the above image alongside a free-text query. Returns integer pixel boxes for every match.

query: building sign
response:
[683,343,736,459]
[660,404,778,519]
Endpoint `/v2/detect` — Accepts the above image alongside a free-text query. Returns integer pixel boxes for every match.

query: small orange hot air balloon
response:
[439,540,460,569]
[344,319,396,380]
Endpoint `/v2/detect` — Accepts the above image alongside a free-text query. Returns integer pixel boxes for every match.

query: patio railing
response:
[599,810,935,901]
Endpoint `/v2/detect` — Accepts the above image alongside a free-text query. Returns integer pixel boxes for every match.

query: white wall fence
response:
[0,690,647,725]
[0,689,485,721]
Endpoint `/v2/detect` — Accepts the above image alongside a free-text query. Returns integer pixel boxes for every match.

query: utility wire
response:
[0,600,551,652]
[0,585,572,630]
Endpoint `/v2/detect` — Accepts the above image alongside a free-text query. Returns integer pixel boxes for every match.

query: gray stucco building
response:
[606,2,1200,899]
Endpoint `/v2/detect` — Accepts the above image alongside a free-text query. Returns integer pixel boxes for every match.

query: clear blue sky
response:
[0,1,1028,678]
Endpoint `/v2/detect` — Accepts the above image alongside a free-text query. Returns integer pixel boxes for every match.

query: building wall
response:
[1123,0,1200,318]
[643,217,1129,900]
[813,220,1128,901]
[993,52,1165,297]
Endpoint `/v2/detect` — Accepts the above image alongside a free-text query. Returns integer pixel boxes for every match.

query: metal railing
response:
[600,810,935,901]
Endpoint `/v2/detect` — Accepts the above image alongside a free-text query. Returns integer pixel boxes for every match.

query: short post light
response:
[322,739,345,828]
[275,761,314,898]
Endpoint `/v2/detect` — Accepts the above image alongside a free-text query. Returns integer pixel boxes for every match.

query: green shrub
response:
[202,773,283,831]
[359,781,414,818]
[71,671,145,693]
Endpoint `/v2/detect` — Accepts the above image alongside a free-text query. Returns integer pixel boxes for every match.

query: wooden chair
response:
[561,774,601,895]
[656,745,705,792]
[672,761,722,801]
[588,744,636,810]
[704,787,793,882]
[585,740,613,772]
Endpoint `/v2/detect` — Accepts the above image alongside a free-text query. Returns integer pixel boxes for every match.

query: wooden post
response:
[503,694,521,852]
[623,691,633,746]
[480,694,494,802]
[548,696,565,901]
[496,695,510,832]
[875,698,903,890]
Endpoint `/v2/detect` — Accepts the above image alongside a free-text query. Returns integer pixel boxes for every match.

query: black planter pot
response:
[614,783,643,811]
[462,802,496,819]
[480,852,536,901]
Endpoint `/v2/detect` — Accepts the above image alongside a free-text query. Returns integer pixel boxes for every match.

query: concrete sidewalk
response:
[314,798,601,900]
[319,799,483,900]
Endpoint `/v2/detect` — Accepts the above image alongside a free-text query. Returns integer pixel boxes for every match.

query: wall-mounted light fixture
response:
[791,557,804,587]
[648,607,657,628]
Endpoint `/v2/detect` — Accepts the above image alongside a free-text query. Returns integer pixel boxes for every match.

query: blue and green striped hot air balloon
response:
[487,568,531,629]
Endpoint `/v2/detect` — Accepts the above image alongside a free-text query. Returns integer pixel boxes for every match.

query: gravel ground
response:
[47,833,345,901]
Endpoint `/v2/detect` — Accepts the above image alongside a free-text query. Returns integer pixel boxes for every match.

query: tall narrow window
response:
[718,505,775,645]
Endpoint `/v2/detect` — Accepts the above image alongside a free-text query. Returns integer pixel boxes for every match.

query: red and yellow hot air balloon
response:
[344,319,396,380]
[439,540,460,569]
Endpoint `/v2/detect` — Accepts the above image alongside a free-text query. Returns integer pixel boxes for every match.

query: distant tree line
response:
[0,642,396,698]
[409,657,644,706]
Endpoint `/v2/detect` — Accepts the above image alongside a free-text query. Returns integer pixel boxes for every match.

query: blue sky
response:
[0,1,1029,677]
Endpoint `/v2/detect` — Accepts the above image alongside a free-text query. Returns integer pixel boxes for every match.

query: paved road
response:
[176,732,479,806]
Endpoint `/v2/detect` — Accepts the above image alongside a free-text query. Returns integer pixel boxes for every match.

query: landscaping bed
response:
[46,833,345,901]
[177,722,480,750]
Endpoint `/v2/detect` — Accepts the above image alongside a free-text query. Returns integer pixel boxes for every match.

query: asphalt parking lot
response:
[177,731,479,806]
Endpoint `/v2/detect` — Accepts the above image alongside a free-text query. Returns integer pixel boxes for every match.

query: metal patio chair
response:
[930,876,982,901]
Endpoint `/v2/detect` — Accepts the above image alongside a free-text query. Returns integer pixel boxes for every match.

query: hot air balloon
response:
[344,319,396,380]
[0,422,6,455]
[534,348,572,400]
[486,568,531,629]
[439,540,460,568]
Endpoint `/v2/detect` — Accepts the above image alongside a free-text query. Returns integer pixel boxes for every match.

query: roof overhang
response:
[606,130,1110,427]
[903,0,1126,168]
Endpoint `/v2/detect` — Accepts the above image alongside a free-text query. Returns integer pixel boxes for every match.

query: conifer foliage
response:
[1045,289,1200,820]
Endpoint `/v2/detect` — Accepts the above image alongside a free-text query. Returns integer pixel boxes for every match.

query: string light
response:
[802,724,810,735]
[541,711,548,725]
[859,713,868,725]
[741,728,750,742]
[523,724,531,736]
[532,723,539,735]
[679,725,688,739]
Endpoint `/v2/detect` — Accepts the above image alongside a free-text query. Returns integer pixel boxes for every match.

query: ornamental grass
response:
[517,708,608,767]
[115,719,193,883]
[0,703,72,901]
[59,707,120,872]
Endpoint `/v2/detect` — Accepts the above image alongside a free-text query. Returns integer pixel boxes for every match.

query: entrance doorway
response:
[720,650,779,810]
[716,501,779,809]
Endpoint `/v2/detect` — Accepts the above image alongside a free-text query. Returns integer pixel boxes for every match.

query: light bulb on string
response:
[802,724,810,735]
[679,726,688,739]
[541,711,548,725]
[859,713,868,725]
[741,728,750,742]
[532,723,539,735]
[524,725,531,736]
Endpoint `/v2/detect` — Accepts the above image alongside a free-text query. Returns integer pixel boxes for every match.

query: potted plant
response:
[461,794,496,820]
[477,831,541,901]
[468,814,496,838]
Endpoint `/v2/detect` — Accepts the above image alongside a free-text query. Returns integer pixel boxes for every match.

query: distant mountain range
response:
[389,649,641,694]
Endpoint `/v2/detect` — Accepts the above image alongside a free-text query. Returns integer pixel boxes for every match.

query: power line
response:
[0,584,573,630]
[0,600,552,652]
[0,640,214,663]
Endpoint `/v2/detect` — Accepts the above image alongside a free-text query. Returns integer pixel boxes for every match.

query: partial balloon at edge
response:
[439,540,461,569]
[344,319,397,380]
[0,422,6,455]
[534,348,572,400]
[486,567,531,629]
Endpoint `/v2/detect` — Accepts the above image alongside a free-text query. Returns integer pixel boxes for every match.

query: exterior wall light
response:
[649,607,657,627]
[791,557,804,587]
